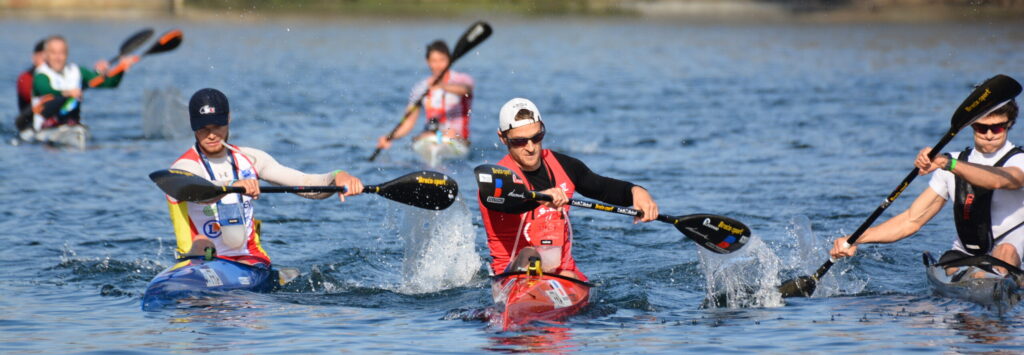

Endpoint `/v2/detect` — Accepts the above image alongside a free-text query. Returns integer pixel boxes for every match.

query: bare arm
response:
[388,106,420,141]
[922,151,1024,190]
[830,187,947,258]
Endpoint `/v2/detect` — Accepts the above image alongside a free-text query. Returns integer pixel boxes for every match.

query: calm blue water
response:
[2,16,1024,353]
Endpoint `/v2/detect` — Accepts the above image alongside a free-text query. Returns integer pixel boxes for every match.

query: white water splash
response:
[699,235,785,308]
[141,87,191,139]
[783,215,866,297]
[393,198,482,294]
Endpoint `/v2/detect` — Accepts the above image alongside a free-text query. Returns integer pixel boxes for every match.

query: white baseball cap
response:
[498,98,542,132]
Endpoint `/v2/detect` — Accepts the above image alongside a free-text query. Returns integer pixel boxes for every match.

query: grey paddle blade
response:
[120,28,155,56]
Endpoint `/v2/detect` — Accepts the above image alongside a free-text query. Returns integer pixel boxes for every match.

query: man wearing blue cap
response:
[163,88,364,265]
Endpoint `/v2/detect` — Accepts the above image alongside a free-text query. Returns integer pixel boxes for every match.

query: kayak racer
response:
[27,35,138,135]
[375,40,474,159]
[479,98,659,281]
[165,88,364,266]
[831,98,1024,278]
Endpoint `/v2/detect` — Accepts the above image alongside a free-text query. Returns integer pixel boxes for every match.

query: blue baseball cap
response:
[189,88,230,131]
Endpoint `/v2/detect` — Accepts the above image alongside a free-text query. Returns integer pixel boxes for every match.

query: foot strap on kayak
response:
[934,254,1024,278]
[527,257,543,277]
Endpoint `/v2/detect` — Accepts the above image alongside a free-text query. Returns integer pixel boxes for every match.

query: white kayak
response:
[12,124,89,150]
[923,251,1023,314]
[411,134,469,168]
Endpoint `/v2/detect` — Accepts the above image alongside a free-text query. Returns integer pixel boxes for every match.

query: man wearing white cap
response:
[478,98,659,281]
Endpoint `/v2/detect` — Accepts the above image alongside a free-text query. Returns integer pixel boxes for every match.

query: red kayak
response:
[491,272,592,330]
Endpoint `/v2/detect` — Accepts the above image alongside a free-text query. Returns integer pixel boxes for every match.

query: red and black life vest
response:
[953,146,1024,255]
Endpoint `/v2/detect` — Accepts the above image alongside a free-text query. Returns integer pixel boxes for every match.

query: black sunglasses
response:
[971,121,1011,134]
[504,126,546,148]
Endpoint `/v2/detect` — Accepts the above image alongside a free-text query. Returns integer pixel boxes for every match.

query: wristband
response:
[332,169,345,176]
[946,158,957,172]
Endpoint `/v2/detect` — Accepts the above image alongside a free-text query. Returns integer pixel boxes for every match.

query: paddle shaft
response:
[529,191,675,224]
[368,61,457,162]
[220,185,383,195]
[811,128,958,281]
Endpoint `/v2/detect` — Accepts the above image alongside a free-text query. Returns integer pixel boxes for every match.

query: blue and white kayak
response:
[922,251,1023,314]
[141,257,279,311]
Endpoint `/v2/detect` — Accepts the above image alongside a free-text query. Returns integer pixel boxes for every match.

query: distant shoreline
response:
[1,0,1023,23]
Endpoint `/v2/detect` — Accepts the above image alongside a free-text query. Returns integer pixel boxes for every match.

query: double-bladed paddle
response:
[39,29,184,118]
[778,74,1024,298]
[474,164,752,254]
[368,21,493,162]
[148,168,459,210]
[85,29,183,89]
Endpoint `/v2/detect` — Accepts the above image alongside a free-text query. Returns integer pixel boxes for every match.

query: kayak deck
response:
[141,257,279,311]
[491,273,591,331]
[412,135,469,168]
[12,125,89,150]
[922,251,1022,314]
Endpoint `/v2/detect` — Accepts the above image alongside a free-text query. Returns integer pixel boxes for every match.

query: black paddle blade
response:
[674,214,751,254]
[474,164,535,213]
[451,21,492,60]
[374,171,458,210]
[120,28,155,56]
[778,276,817,298]
[951,74,1022,129]
[145,29,183,55]
[149,169,239,202]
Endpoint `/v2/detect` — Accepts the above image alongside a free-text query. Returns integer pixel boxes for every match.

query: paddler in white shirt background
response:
[830,100,1024,277]
[165,88,365,266]
[27,35,138,135]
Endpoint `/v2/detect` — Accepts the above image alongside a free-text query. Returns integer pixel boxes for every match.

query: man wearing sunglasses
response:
[478,98,659,280]
[831,100,1024,277]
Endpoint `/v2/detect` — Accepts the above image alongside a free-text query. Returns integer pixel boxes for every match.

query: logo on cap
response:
[199,105,216,115]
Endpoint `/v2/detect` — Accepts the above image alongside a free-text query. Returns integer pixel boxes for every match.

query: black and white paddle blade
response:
[374,170,458,210]
[951,74,1022,129]
[451,21,492,60]
[474,164,534,213]
[119,28,155,57]
[674,214,751,254]
[149,169,239,202]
